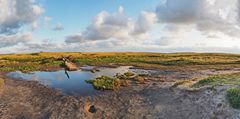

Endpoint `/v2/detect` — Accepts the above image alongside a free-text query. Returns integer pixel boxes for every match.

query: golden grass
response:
[0,52,240,72]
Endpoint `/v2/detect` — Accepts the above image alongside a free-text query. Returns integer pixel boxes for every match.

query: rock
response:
[64,61,78,71]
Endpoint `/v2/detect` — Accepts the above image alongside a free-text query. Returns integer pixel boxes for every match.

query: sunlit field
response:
[1,52,240,72]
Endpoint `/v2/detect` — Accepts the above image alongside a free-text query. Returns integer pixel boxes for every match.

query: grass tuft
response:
[86,76,120,90]
[227,88,240,109]
[192,73,240,88]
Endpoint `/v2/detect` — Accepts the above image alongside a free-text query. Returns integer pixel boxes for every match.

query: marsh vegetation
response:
[1,52,240,72]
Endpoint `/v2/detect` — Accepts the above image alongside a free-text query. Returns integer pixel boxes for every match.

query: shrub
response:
[227,88,240,109]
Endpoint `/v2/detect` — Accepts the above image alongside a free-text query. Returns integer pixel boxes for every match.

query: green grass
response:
[227,88,240,109]
[86,76,120,90]
[0,52,240,72]
[192,73,240,88]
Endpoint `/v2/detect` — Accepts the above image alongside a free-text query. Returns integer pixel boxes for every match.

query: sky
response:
[1,0,240,54]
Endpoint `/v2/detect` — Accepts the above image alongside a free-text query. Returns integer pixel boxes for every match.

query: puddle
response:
[7,66,136,96]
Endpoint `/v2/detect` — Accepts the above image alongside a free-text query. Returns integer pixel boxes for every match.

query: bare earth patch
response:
[1,68,240,119]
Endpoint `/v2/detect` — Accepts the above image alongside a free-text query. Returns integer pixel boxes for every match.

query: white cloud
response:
[2,1,240,53]
[0,0,44,50]
[65,6,161,46]
[0,0,44,34]
[31,21,38,30]
[156,0,201,23]
[0,32,33,48]
[65,34,85,43]
[65,6,134,43]
[155,0,240,38]
[133,11,157,35]
[53,22,64,31]
[43,16,51,26]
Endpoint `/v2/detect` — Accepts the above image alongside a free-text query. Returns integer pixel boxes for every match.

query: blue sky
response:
[0,0,240,54]
[35,0,160,42]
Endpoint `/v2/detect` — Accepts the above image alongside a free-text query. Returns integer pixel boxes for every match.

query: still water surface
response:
[7,66,133,96]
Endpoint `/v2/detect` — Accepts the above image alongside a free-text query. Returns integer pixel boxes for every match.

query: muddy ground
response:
[1,68,240,119]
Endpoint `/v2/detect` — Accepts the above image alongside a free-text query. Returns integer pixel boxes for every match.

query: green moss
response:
[227,88,240,109]
[86,76,120,90]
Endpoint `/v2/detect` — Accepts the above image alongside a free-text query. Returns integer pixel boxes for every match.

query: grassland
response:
[0,52,240,72]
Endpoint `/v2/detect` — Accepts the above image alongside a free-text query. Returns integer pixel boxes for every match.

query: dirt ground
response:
[1,68,240,119]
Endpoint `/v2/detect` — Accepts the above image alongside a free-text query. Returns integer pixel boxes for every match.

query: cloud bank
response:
[1,0,240,53]
[65,6,157,44]
[65,0,240,51]
[0,0,44,49]
[0,0,44,34]
[156,0,240,38]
